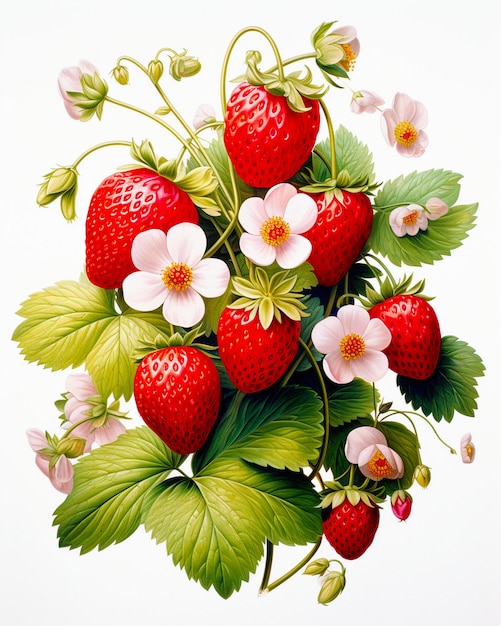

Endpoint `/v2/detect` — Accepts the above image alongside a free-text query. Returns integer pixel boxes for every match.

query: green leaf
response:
[53,427,182,554]
[192,385,324,474]
[369,170,477,267]
[143,458,322,598]
[396,335,485,422]
[12,276,172,400]
[378,421,420,491]
[328,379,378,426]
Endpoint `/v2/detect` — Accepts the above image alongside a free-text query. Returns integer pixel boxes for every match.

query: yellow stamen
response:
[162,262,193,291]
[339,43,357,72]
[339,333,365,360]
[367,449,395,478]
[394,120,418,147]
[403,210,419,226]
[260,216,291,247]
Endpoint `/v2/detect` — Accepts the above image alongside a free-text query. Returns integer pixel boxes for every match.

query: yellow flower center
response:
[402,209,419,226]
[339,43,357,72]
[465,443,474,458]
[394,120,418,147]
[339,333,366,360]
[162,262,193,291]
[260,216,291,247]
[367,449,395,479]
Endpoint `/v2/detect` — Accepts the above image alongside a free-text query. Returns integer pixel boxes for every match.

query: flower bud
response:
[460,433,476,464]
[317,570,346,605]
[303,558,330,576]
[113,65,130,85]
[148,59,164,83]
[169,50,201,81]
[390,489,413,521]
[413,464,431,488]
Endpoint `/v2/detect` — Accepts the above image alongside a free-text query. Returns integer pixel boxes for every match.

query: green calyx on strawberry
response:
[133,331,221,455]
[217,267,307,393]
[224,50,326,188]
[363,275,441,380]
[321,483,383,560]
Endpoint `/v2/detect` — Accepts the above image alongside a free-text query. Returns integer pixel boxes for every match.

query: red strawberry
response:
[323,495,380,560]
[304,190,373,286]
[85,168,198,289]
[223,82,321,188]
[369,295,441,379]
[134,346,221,455]
[217,307,301,394]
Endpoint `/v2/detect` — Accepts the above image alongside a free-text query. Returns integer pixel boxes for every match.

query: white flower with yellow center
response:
[381,92,429,157]
[122,223,230,328]
[238,183,318,269]
[345,426,405,481]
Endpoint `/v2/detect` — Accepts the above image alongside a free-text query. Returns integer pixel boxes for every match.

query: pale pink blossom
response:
[311,305,391,384]
[63,373,126,448]
[460,433,476,463]
[350,90,384,114]
[58,60,99,120]
[345,426,405,481]
[239,183,318,269]
[193,104,216,129]
[381,93,429,157]
[425,197,449,220]
[26,429,74,494]
[123,223,230,328]
[389,204,428,237]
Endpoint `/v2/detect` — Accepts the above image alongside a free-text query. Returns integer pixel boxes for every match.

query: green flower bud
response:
[303,558,330,576]
[56,436,87,459]
[413,464,431,488]
[148,59,164,83]
[169,50,201,81]
[318,570,346,605]
[113,65,130,85]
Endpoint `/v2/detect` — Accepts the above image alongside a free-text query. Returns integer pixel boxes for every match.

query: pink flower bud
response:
[391,490,413,521]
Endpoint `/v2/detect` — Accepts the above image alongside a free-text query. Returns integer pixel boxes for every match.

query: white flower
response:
[239,183,318,269]
[345,426,405,481]
[460,433,476,463]
[389,204,428,237]
[381,93,429,157]
[122,223,230,328]
[350,89,384,114]
[311,305,391,384]
[57,59,100,120]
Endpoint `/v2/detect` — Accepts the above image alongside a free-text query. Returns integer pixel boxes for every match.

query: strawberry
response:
[303,190,373,286]
[85,167,198,289]
[369,294,441,379]
[217,307,301,394]
[322,494,380,560]
[133,346,221,455]
[223,82,321,188]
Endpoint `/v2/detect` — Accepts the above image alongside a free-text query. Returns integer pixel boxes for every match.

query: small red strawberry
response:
[85,167,198,289]
[303,190,373,286]
[322,491,380,560]
[369,294,441,379]
[217,307,300,394]
[224,82,321,188]
[134,346,221,455]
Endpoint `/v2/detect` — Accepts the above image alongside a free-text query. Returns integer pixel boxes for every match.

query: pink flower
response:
[350,90,384,114]
[311,305,391,384]
[381,93,429,157]
[333,25,360,72]
[122,223,230,328]
[345,426,405,481]
[389,204,428,237]
[193,104,216,129]
[57,60,100,120]
[63,373,126,448]
[239,183,318,269]
[26,429,74,494]
[460,433,476,463]
[425,197,449,220]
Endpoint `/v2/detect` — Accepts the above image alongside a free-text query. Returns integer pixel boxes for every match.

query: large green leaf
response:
[143,458,322,598]
[328,379,378,427]
[12,275,171,399]
[53,427,183,554]
[396,335,485,422]
[191,385,324,473]
[369,170,477,266]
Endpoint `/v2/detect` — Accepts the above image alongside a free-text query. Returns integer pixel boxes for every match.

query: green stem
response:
[72,140,132,169]
[382,409,457,455]
[264,537,323,594]
[259,540,274,593]
[362,252,397,289]
[319,99,337,178]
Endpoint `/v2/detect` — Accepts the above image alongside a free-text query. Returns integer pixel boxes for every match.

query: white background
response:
[1,1,499,624]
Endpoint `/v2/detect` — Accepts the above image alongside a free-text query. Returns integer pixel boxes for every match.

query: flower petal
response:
[65,373,97,400]
[191,258,230,297]
[162,287,205,327]
[364,318,392,350]
[345,426,387,463]
[393,92,416,120]
[337,305,370,336]
[263,183,298,218]
[350,349,389,382]
[283,193,318,233]
[239,232,276,266]
[239,197,268,234]
[322,350,355,384]
[311,316,344,355]
[26,428,48,452]
[131,229,171,272]
[166,222,206,266]
[53,455,74,483]
[122,271,167,311]
[94,419,126,446]
[275,235,312,269]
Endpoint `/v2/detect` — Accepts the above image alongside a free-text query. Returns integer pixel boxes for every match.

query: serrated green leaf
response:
[143,458,321,598]
[53,427,182,554]
[378,421,420,491]
[12,276,172,400]
[374,169,462,209]
[328,379,378,426]
[192,385,324,474]
[396,335,485,422]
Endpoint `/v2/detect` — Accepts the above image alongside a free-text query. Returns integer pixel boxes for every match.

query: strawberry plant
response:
[14,19,484,606]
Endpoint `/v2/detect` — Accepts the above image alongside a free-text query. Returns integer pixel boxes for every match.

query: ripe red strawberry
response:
[323,496,380,560]
[303,190,373,286]
[369,295,441,379]
[134,346,221,455]
[217,307,301,394]
[85,168,198,289]
[223,82,321,188]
